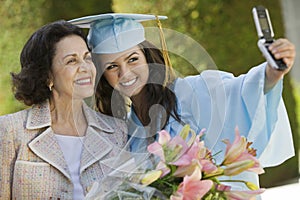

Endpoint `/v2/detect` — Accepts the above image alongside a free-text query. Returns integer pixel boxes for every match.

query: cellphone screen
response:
[259,18,270,31]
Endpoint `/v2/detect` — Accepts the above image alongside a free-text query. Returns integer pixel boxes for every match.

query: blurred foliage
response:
[0,0,47,114]
[0,0,298,188]
[43,0,113,22]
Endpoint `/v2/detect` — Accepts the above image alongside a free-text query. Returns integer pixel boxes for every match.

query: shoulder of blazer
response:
[83,103,127,133]
[85,106,128,147]
[0,108,30,133]
[0,108,33,153]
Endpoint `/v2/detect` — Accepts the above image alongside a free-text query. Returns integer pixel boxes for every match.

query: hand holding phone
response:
[252,5,287,71]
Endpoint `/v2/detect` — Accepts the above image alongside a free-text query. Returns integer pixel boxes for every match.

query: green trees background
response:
[0,0,298,188]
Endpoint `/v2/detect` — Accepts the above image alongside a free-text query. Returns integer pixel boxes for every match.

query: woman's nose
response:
[79,61,93,72]
[119,64,130,78]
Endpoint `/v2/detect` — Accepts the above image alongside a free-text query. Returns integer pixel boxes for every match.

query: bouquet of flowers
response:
[85,125,265,200]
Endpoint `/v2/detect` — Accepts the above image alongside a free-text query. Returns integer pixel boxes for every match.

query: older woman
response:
[0,20,127,199]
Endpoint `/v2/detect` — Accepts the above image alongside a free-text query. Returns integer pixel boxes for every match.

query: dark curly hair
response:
[94,40,181,130]
[11,20,86,106]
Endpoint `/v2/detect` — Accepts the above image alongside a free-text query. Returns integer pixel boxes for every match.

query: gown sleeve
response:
[170,62,294,167]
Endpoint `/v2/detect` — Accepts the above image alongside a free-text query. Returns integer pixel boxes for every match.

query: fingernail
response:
[268,46,273,51]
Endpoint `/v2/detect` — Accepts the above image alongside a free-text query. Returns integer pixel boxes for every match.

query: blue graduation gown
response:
[127,63,294,196]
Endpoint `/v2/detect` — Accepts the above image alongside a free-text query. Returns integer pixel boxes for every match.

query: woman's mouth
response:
[75,77,92,85]
[120,77,137,87]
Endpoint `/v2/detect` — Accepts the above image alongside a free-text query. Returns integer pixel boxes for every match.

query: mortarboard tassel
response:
[155,16,176,86]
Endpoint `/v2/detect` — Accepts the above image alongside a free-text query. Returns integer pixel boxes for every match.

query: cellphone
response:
[252,5,287,70]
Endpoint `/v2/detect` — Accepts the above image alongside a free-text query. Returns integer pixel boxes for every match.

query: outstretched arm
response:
[264,38,296,93]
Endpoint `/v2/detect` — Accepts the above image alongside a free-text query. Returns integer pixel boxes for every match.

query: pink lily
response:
[222,128,264,175]
[200,159,219,175]
[173,159,202,177]
[148,130,189,163]
[223,160,256,176]
[171,136,204,166]
[171,134,218,176]
[224,189,266,200]
[171,166,213,200]
[216,184,265,200]
[222,128,248,165]
[230,153,264,175]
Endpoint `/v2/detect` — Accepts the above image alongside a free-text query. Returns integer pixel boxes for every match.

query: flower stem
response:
[219,179,247,184]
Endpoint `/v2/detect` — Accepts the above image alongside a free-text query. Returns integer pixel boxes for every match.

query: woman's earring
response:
[49,83,53,91]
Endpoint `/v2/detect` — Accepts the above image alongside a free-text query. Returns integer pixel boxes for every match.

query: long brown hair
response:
[94,40,181,130]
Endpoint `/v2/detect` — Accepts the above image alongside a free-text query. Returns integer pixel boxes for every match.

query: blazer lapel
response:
[82,103,114,133]
[28,127,71,180]
[80,127,113,174]
[27,101,116,178]
[26,101,51,129]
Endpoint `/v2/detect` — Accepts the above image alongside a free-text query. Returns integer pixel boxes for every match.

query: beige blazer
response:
[0,101,127,199]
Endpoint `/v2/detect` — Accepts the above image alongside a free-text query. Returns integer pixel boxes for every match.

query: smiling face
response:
[51,35,96,101]
[98,45,149,97]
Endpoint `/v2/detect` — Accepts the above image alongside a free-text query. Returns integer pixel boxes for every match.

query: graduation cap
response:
[68,13,168,54]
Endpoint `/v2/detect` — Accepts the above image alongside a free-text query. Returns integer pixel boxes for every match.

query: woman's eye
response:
[128,57,138,63]
[106,64,118,70]
[85,55,93,62]
[66,58,76,64]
